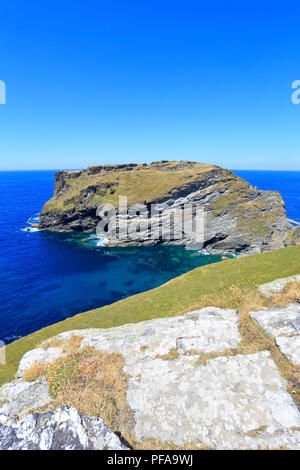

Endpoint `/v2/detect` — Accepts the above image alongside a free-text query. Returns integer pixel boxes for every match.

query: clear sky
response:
[0,1,299,170]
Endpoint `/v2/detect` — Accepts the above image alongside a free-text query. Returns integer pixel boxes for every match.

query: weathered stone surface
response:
[0,406,128,450]
[3,306,300,449]
[250,304,300,365]
[16,347,63,379]
[57,307,241,362]
[275,336,300,366]
[126,352,300,449]
[0,378,51,416]
[44,309,300,449]
[258,275,300,297]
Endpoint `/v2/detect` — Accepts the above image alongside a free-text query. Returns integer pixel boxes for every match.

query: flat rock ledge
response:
[127,351,300,449]
[250,303,300,366]
[1,307,300,450]
[0,406,128,450]
[16,306,241,378]
[258,275,300,297]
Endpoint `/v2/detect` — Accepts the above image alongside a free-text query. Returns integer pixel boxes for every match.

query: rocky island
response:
[39,161,298,254]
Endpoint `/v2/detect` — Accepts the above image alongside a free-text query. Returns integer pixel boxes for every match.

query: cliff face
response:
[38,161,297,254]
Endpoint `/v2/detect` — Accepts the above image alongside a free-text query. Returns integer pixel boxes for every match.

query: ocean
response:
[0,170,299,344]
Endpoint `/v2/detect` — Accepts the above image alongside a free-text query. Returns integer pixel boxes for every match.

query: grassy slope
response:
[1,245,300,386]
[95,164,215,206]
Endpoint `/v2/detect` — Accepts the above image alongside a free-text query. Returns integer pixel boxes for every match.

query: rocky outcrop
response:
[14,307,241,380]
[258,275,300,297]
[0,378,51,416]
[38,161,297,255]
[250,304,300,366]
[0,406,128,450]
[2,306,300,449]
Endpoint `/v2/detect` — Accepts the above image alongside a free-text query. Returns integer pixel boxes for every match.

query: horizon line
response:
[0,168,300,172]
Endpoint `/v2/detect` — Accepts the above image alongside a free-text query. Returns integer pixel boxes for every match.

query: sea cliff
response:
[39,161,298,254]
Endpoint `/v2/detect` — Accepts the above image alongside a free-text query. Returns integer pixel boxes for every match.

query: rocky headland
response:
[38,161,299,255]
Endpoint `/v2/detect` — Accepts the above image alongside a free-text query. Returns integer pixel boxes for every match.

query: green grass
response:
[42,162,218,212]
[47,356,77,398]
[0,245,299,386]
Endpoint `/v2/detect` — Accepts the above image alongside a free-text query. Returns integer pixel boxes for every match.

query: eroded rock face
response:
[38,161,296,255]
[258,275,300,297]
[0,406,128,450]
[250,304,300,365]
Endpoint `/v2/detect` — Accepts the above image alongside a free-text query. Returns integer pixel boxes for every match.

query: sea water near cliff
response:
[0,170,299,344]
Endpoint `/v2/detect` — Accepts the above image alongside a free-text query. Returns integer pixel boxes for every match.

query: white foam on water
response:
[21,227,40,232]
[78,233,109,247]
[96,238,109,246]
[198,249,210,255]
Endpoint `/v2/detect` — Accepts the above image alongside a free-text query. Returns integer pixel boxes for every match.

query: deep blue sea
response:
[0,170,299,344]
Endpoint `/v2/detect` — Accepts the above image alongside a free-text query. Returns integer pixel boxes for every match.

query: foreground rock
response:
[38,161,297,255]
[127,352,300,449]
[0,406,128,450]
[3,306,300,449]
[258,275,300,297]
[0,378,51,416]
[250,304,300,365]
[16,307,241,378]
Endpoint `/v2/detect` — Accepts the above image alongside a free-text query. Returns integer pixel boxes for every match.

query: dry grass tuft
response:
[268,281,300,307]
[36,346,135,438]
[23,335,84,382]
[196,349,235,366]
[131,438,205,450]
[155,348,179,361]
[23,362,48,382]
[38,334,83,354]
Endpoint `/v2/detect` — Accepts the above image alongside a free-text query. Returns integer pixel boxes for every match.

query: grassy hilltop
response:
[42,161,216,211]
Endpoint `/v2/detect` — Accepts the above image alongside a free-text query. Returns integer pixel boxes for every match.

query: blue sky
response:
[0,1,299,170]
